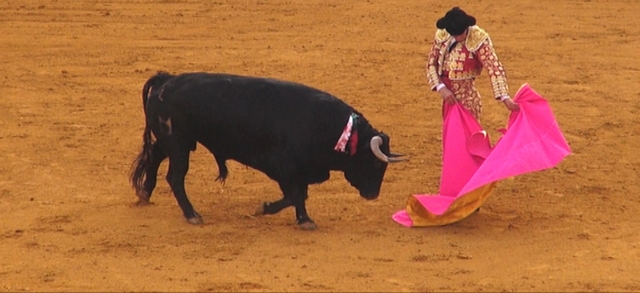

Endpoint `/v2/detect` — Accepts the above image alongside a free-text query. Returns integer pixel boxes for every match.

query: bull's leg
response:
[256,200,293,216]
[253,181,294,216]
[292,184,316,230]
[254,182,316,230]
[213,155,228,183]
[137,142,167,205]
[166,148,202,225]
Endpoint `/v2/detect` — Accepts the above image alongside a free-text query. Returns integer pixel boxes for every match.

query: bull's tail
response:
[141,71,175,109]
[130,123,154,200]
[130,71,175,200]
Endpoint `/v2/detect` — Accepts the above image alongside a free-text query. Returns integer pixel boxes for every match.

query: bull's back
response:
[160,73,352,169]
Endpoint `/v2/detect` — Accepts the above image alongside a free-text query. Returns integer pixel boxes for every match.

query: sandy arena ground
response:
[1,0,640,292]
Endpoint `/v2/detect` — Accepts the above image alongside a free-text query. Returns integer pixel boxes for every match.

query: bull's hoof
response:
[186,214,203,225]
[185,211,204,225]
[133,198,151,206]
[252,203,266,216]
[298,221,317,231]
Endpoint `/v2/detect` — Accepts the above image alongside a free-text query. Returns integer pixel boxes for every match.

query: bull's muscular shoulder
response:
[465,25,490,52]
[434,29,451,44]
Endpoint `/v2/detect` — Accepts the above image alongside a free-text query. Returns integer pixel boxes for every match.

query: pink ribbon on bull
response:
[334,113,358,155]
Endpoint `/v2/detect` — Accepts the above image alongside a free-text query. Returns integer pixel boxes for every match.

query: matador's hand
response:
[438,87,456,104]
[502,98,520,111]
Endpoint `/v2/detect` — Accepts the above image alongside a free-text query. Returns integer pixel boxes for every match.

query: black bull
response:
[130,72,407,230]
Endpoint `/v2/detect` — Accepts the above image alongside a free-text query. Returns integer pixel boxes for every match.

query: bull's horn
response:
[370,136,407,163]
[389,153,409,162]
[370,136,389,163]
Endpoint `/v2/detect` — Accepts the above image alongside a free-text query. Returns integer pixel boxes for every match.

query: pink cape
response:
[392,84,571,227]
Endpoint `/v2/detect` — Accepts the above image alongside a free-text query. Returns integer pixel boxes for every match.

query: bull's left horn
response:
[389,153,409,162]
[370,136,390,163]
[370,136,407,163]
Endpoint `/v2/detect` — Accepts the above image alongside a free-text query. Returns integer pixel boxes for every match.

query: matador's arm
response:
[476,38,510,100]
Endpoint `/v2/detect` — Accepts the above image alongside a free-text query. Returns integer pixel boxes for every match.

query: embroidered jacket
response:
[426,25,509,99]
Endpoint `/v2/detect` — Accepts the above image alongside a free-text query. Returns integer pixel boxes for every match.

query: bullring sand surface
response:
[1,0,639,292]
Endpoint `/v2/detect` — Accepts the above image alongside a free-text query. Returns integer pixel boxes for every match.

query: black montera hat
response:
[436,7,477,36]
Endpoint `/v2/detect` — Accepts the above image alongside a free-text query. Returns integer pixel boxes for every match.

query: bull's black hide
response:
[130,71,405,230]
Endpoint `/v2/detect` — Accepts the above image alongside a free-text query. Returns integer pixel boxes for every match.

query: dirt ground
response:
[1,0,639,292]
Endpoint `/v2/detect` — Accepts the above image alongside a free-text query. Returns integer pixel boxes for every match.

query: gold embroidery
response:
[425,26,509,116]
[465,26,489,52]
[450,79,482,120]
[444,43,481,80]
[426,39,444,88]
[434,29,451,43]
[477,38,509,97]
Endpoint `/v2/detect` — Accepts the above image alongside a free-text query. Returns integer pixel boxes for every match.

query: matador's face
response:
[453,28,469,43]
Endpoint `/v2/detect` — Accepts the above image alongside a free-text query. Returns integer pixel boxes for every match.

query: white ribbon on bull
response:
[334,114,356,154]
